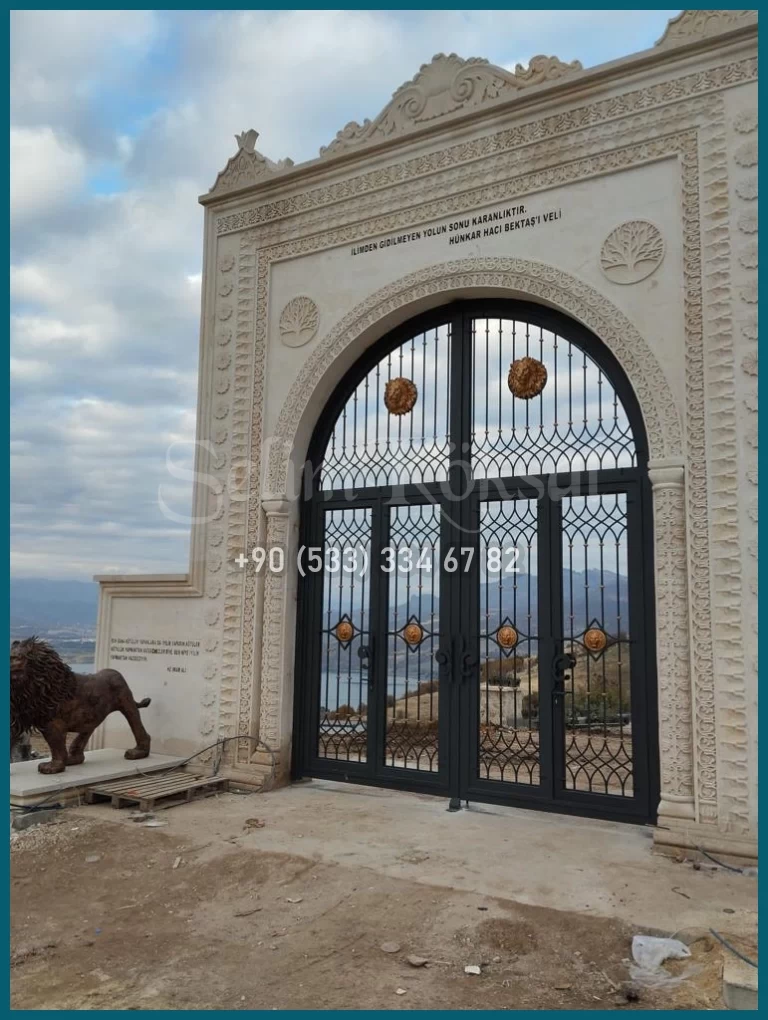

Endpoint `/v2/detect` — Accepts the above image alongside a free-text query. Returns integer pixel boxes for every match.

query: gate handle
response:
[458,635,478,684]
[435,644,452,680]
[358,638,374,681]
[551,652,576,697]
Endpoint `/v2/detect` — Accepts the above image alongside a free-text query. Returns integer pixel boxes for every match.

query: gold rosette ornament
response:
[384,377,418,415]
[507,356,548,399]
[403,622,423,645]
[583,628,608,653]
[335,620,354,644]
[497,625,519,649]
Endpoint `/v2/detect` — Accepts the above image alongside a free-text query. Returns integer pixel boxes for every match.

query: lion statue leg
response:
[66,730,94,767]
[38,721,69,774]
[118,689,152,760]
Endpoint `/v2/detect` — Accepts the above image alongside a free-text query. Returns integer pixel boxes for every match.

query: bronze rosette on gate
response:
[507,356,548,399]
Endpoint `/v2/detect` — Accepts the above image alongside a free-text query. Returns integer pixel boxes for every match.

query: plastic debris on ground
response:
[629,935,700,989]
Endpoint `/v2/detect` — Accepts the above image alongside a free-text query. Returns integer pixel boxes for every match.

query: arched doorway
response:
[292,300,659,822]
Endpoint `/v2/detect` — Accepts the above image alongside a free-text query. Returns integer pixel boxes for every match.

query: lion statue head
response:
[10,636,78,744]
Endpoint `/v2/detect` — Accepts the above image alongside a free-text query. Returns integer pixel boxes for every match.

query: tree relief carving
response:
[600,221,665,284]
[279,296,320,348]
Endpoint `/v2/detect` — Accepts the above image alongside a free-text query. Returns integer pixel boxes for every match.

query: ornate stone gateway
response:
[93,11,758,860]
[294,301,658,821]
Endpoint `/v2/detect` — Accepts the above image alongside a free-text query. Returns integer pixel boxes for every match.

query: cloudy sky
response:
[10,9,679,581]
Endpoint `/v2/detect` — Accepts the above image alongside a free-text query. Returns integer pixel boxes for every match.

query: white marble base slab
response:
[10,749,187,806]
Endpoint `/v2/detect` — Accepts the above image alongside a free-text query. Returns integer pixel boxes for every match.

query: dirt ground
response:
[10,797,754,1011]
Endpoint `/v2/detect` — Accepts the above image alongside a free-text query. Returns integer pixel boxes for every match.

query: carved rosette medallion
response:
[384,377,418,415]
[600,221,665,284]
[734,140,758,167]
[279,296,319,347]
[734,109,759,134]
[508,357,547,399]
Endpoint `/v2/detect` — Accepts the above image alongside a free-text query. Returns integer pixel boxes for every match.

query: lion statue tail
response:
[135,697,151,709]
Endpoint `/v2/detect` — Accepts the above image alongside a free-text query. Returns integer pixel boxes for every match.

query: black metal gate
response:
[292,301,659,823]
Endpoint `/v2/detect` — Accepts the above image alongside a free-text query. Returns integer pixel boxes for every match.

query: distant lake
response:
[320,669,432,712]
[65,660,96,672]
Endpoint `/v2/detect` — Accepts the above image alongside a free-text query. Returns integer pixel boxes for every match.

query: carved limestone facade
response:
[95,12,758,860]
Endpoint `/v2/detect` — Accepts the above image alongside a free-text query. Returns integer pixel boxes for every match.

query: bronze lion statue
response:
[10,637,151,774]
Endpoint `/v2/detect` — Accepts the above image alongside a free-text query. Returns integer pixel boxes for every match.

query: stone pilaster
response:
[255,496,295,782]
[648,459,696,823]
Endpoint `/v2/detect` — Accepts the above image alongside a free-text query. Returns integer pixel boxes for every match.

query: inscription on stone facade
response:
[350,202,563,256]
[110,637,201,674]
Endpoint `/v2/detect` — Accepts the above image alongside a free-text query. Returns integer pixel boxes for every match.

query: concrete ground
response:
[11,779,758,1010]
[232,780,757,935]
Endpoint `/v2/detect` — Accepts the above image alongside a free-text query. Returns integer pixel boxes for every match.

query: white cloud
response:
[11,10,159,127]
[10,9,680,579]
[10,126,86,221]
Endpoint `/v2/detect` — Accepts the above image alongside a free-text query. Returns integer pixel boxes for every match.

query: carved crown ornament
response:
[319,52,582,158]
[655,10,757,49]
[208,129,295,199]
[204,18,756,198]
[206,52,582,195]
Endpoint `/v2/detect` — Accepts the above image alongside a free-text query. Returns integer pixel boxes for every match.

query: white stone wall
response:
[96,592,210,757]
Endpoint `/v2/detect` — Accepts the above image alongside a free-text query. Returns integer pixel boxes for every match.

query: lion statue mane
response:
[10,636,151,775]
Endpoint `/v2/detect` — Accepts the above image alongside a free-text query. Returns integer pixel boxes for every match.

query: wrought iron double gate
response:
[293,301,658,823]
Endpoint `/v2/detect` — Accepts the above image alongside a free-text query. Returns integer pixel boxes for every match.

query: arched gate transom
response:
[293,300,659,822]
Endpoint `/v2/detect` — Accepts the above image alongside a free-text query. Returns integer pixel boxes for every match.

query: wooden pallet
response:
[84,771,229,810]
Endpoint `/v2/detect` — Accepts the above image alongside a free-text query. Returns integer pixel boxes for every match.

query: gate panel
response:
[476,497,542,788]
[558,492,634,799]
[378,502,444,778]
[316,506,373,765]
[296,300,658,823]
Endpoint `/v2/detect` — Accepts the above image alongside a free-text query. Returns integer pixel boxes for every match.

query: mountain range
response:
[9,578,99,637]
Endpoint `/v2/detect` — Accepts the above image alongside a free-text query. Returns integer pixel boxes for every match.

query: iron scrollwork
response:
[436,635,478,685]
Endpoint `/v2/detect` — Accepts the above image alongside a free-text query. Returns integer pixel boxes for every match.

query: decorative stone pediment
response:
[656,9,757,49]
[319,52,582,158]
[208,129,294,198]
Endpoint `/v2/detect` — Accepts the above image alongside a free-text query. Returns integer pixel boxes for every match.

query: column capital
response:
[648,458,685,488]
[261,494,292,516]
